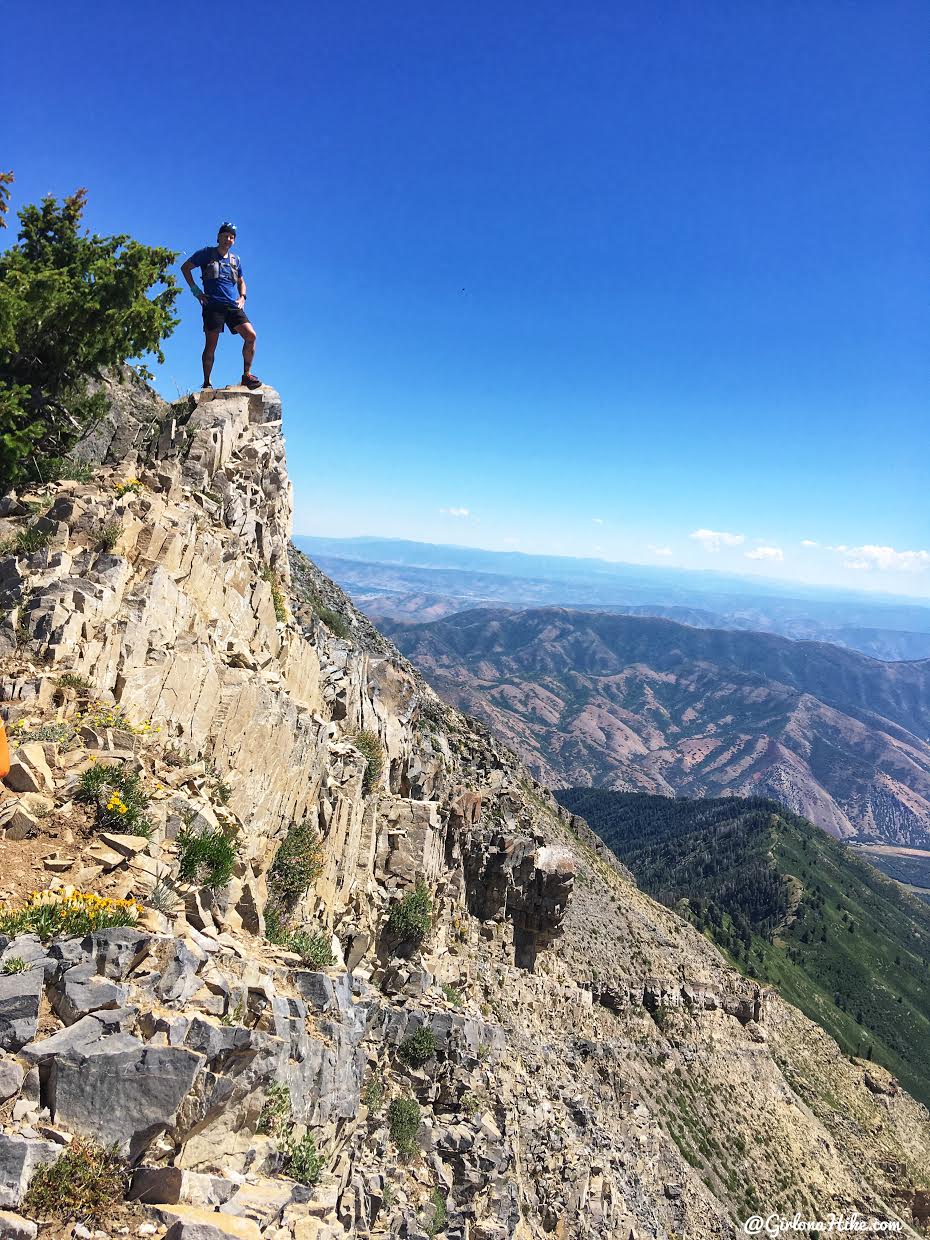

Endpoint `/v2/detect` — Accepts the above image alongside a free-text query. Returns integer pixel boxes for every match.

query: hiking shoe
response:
[241,373,262,390]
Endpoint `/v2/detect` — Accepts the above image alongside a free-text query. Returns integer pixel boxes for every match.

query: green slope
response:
[557,789,930,1107]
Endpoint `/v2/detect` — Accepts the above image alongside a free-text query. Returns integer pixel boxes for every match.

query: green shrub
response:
[650,1006,668,1030]
[76,762,152,838]
[51,460,95,483]
[287,928,335,969]
[55,672,92,691]
[440,982,462,1007]
[459,1090,482,1115]
[286,1132,325,1185]
[362,1072,385,1114]
[78,701,157,735]
[23,1136,126,1225]
[10,720,76,746]
[265,908,334,967]
[423,1187,448,1237]
[398,1025,437,1069]
[386,882,432,944]
[387,1097,421,1155]
[176,824,237,888]
[145,879,180,917]
[269,820,324,902]
[92,519,122,551]
[352,729,384,795]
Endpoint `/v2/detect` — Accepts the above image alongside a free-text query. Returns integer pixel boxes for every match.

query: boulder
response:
[2,804,41,841]
[130,1166,238,1207]
[49,961,129,1026]
[0,1134,59,1208]
[3,745,53,795]
[159,1204,261,1240]
[49,1040,205,1158]
[157,940,206,1004]
[0,1055,25,1102]
[83,927,151,979]
[0,967,43,1051]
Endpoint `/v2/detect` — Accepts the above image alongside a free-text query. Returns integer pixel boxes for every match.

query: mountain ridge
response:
[386,605,930,844]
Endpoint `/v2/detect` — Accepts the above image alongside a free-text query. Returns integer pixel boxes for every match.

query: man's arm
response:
[237,272,247,309]
[181,258,205,303]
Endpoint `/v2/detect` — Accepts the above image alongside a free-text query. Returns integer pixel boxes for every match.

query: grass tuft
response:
[176,824,237,888]
[352,729,384,795]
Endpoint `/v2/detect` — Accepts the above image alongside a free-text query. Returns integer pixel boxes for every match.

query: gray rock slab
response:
[157,941,204,1004]
[50,963,128,1026]
[19,1013,111,1065]
[83,927,152,979]
[0,1134,59,1208]
[161,1212,261,1240]
[49,1041,204,1159]
[129,1164,185,1203]
[0,968,43,1051]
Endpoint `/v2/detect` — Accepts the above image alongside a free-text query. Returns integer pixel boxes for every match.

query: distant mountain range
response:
[555,790,930,1109]
[384,606,930,845]
[295,536,930,662]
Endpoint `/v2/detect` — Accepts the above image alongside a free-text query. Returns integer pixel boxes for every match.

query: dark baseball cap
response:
[217,221,237,236]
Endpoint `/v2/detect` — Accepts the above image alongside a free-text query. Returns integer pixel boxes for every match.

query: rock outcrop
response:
[0,381,926,1238]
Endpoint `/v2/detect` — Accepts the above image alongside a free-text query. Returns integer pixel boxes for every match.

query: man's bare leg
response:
[202,330,221,387]
[236,322,257,376]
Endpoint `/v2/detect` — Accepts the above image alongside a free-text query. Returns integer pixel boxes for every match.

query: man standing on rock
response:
[181,222,262,390]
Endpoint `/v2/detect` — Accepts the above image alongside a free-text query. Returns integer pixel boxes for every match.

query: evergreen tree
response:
[0,178,179,489]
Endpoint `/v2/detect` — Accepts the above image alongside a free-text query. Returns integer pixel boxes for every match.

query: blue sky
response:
[3,1,928,595]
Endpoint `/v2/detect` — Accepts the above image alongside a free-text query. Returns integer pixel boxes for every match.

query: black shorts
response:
[202,303,250,334]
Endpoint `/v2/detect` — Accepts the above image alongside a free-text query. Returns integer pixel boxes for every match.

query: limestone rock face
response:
[0,382,928,1237]
[0,970,42,1052]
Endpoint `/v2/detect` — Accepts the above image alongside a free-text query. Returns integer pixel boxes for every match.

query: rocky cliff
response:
[0,382,927,1240]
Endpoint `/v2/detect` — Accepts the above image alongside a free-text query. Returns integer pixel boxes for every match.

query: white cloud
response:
[591,517,604,525]
[689,528,745,552]
[439,506,470,519]
[648,544,673,558]
[845,544,930,573]
[820,543,930,574]
[800,539,819,548]
[745,545,784,562]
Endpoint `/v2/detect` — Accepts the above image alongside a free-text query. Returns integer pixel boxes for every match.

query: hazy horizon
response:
[295,532,930,607]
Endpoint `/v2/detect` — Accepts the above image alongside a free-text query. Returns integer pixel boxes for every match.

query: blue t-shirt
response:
[189,246,244,305]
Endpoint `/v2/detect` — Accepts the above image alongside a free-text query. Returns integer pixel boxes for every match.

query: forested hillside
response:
[557,789,930,1107]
